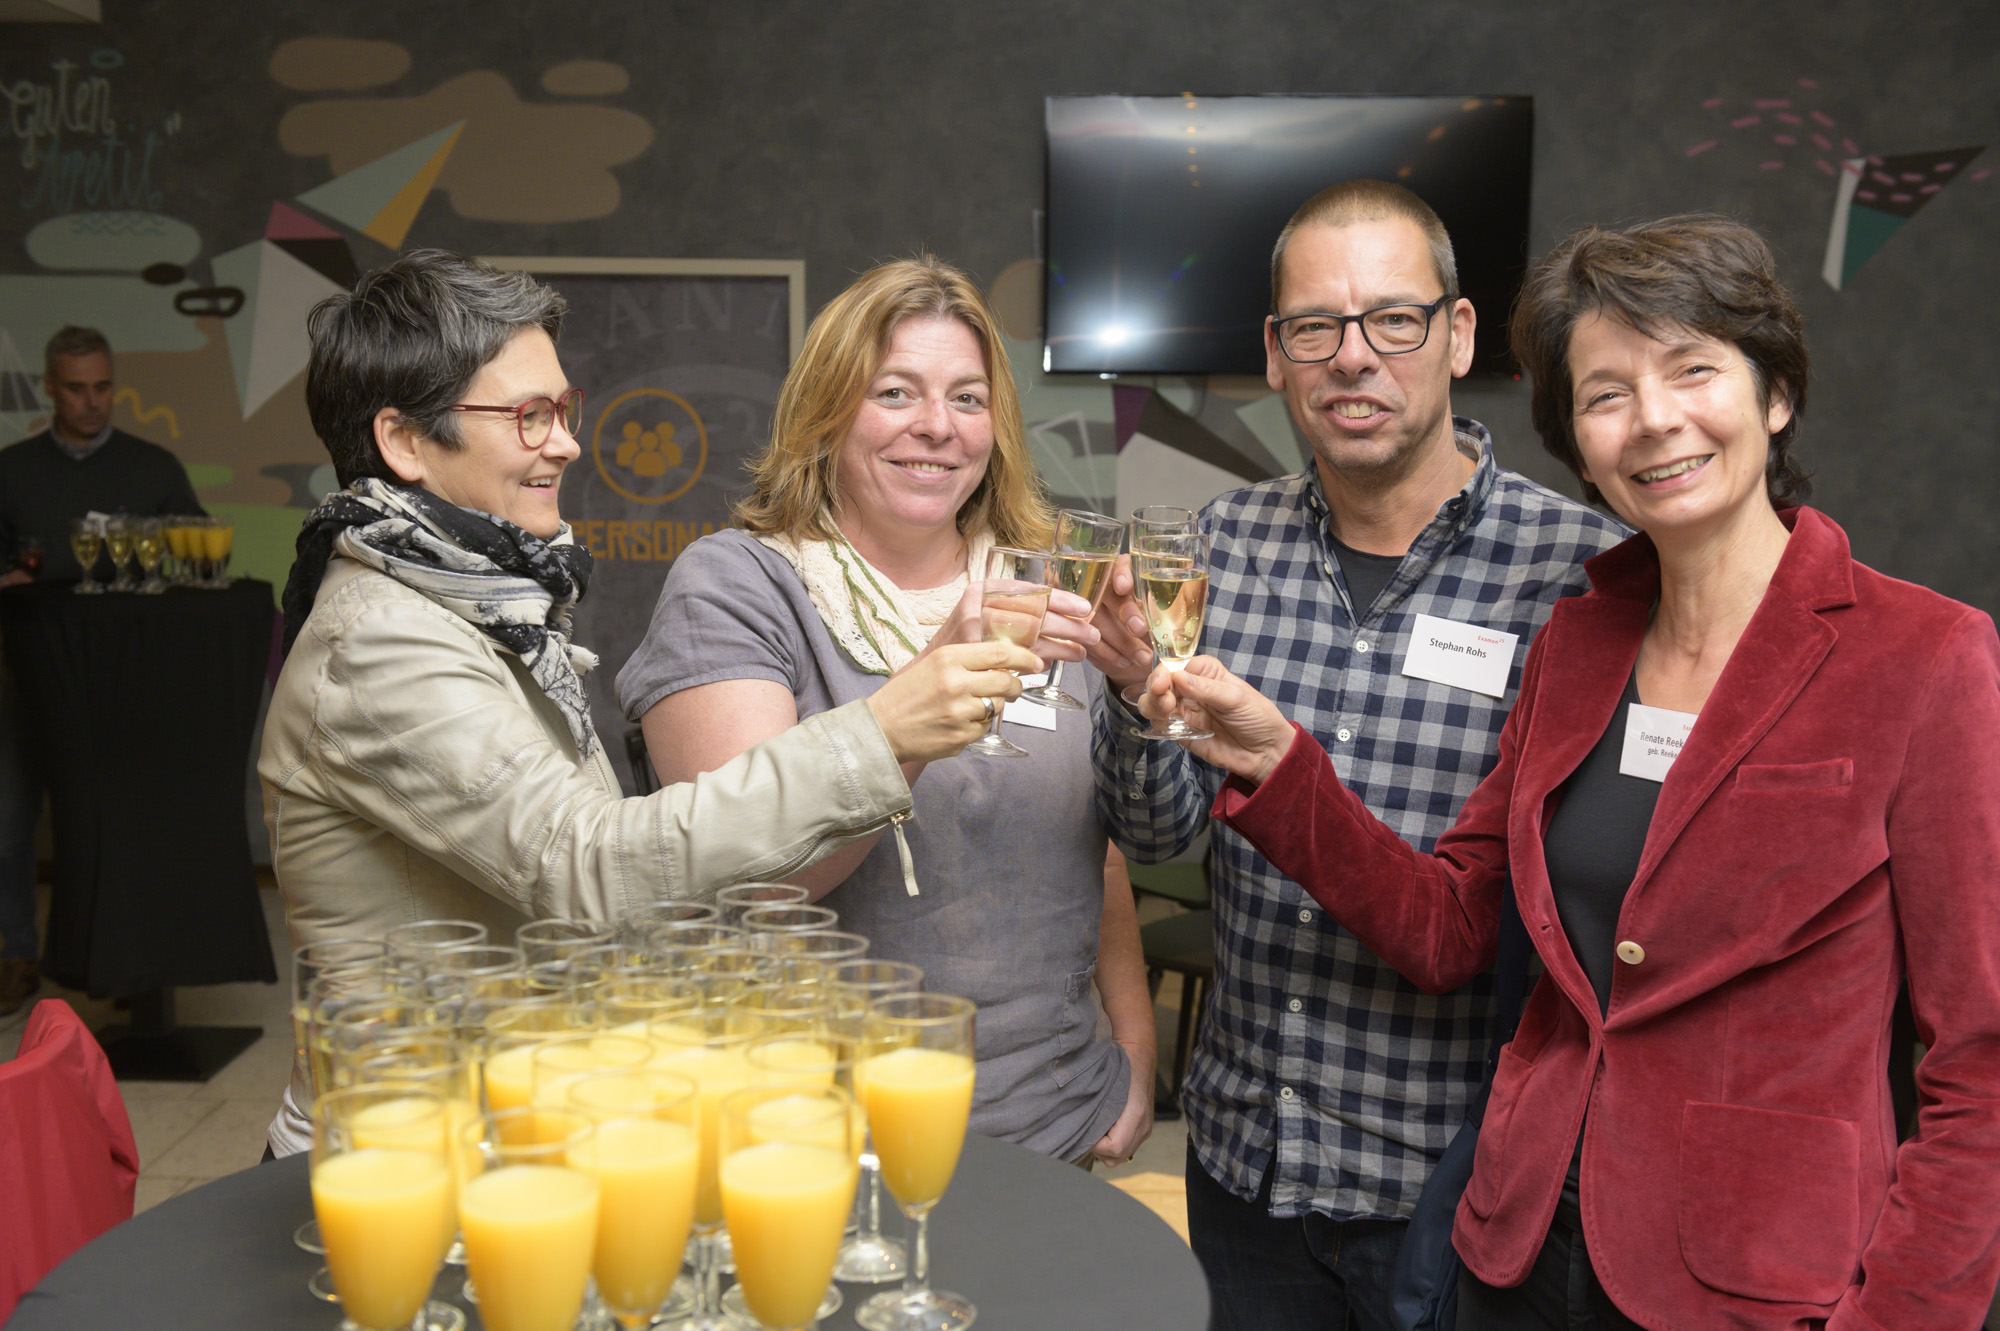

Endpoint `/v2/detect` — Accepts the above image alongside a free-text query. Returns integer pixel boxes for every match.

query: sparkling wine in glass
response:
[69,520,104,594]
[103,519,135,592]
[1129,531,1213,741]
[964,546,1052,759]
[1022,510,1123,712]
[134,520,168,593]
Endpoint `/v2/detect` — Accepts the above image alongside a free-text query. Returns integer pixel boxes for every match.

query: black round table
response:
[8,1133,1208,1330]
[0,580,277,1076]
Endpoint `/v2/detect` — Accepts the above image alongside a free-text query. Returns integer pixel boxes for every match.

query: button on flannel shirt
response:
[1093,421,1628,1220]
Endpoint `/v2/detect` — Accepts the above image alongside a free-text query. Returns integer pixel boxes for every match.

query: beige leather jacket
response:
[263,558,913,942]
[262,559,912,1151]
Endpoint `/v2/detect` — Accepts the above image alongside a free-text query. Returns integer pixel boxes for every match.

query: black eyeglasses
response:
[1273,295,1452,362]
[446,387,585,448]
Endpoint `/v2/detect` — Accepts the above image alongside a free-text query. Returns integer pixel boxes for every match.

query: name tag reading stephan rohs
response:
[1399,614,1519,699]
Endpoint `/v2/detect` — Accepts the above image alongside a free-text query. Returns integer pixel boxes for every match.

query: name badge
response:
[1619,703,1698,783]
[1003,674,1058,732]
[1400,614,1519,699]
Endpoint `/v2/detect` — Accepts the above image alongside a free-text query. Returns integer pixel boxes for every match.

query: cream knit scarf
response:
[753,523,994,676]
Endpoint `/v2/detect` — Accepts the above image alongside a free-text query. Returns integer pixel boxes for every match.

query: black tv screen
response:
[1043,95,1534,378]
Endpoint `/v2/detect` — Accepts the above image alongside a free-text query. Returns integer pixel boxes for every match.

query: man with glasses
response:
[1087,181,1626,1330]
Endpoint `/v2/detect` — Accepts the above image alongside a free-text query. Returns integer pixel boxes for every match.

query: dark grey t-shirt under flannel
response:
[1092,421,1629,1221]
[617,530,1126,1161]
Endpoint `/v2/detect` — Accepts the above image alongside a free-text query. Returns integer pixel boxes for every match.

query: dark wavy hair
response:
[305,250,567,488]
[1510,214,1811,509]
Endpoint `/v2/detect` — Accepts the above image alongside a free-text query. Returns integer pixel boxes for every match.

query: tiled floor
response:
[0,882,296,1213]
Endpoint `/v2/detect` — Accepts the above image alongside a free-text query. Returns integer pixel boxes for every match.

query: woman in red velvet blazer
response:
[1139,217,2000,1330]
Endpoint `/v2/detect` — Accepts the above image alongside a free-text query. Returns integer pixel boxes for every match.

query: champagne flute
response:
[827,960,923,1284]
[620,900,720,953]
[311,1087,460,1331]
[855,993,978,1331]
[719,1086,860,1331]
[646,1010,756,1331]
[1128,504,1198,546]
[565,1071,703,1331]
[964,546,1053,759]
[103,517,135,592]
[291,941,392,1269]
[69,519,103,594]
[201,517,235,587]
[458,1108,601,1331]
[1128,530,1214,741]
[385,920,490,970]
[737,903,839,951]
[1023,510,1124,710]
[134,519,168,593]
[715,882,810,927]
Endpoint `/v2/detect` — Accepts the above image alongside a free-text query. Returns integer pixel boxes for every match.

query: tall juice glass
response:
[528,1032,652,1141]
[719,1086,860,1331]
[311,1087,458,1331]
[291,940,390,1261]
[827,960,923,1283]
[964,547,1053,759]
[458,1108,601,1331]
[855,993,978,1331]
[647,1012,754,1331]
[564,1071,702,1330]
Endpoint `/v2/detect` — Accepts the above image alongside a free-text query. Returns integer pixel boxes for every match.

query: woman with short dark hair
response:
[1135,215,2000,1329]
[260,249,1038,1154]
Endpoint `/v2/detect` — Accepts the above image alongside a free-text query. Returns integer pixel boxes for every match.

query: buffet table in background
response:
[0,580,277,1077]
[8,1132,1210,1330]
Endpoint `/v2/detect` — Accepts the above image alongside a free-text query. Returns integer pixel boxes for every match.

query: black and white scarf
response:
[280,479,601,760]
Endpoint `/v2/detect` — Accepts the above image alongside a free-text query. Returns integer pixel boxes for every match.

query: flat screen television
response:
[1043,94,1534,378]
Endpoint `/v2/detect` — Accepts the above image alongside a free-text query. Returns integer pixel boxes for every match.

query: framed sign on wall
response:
[484,257,805,792]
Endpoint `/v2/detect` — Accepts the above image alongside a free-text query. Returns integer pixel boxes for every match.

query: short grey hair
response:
[44,325,111,380]
[1269,180,1459,315]
[305,249,567,488]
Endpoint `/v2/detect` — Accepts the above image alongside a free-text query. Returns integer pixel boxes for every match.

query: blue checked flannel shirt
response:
[1093,420,1628,1220]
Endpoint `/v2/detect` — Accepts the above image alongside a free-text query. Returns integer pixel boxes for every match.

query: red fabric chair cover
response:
[0,999,139,1322]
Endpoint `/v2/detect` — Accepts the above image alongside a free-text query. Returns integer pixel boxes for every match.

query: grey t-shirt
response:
[617,529,1127,1160]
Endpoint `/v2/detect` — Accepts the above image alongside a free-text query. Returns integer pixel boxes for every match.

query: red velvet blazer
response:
[1214,508,2000,1330]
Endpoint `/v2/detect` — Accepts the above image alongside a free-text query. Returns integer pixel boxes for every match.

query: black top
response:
[0,429,204,580]
[1541,671,1663,1016]
[1328,531,1405,618]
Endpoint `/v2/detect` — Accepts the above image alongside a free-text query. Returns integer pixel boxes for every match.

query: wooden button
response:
[1616,940,1646,966]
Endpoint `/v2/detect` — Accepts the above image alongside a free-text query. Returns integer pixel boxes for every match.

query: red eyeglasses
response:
[445,387,585,448]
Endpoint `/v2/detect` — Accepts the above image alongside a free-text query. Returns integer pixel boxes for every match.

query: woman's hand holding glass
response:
[1137,655,1299,785]
[865,636,1039,765]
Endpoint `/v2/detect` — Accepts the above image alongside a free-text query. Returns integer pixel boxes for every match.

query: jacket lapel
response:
[1625,509,1855,903]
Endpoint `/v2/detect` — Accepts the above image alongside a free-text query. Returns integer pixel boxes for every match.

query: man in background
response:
[1088,181,1626,1329]
[0,326,204,1012]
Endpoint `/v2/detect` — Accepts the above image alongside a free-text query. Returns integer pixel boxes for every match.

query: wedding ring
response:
[980,696,997,722]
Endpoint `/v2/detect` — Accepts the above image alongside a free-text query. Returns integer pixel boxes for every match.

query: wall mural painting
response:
[0,36,657,595]
[1679,76,1989,289]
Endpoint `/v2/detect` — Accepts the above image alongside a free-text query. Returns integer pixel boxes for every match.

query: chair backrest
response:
[0,999,139,1321]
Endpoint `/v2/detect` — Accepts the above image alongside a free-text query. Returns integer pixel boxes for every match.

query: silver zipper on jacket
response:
[759,807,917,893]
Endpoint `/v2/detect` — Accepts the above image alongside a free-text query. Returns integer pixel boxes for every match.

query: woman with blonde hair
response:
[618,255,1156,1167]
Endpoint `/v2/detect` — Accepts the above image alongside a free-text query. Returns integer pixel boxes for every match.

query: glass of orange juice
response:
[827,960,923,1284]
[854,993,978,1331]
[528,1033,652,1141]
[565,1070,702,1330]
[311,1086,459,1331]
[719,1085,860,1331]
[646,1009,754,1331]
[200,517,235,587]
[458,1107,601,1331]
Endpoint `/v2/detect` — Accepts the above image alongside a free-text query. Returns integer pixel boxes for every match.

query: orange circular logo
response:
[591,388,709,504]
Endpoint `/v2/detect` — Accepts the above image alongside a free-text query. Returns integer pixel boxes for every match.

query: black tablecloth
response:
[0,580,277,997]
[9,1133,1208,1330]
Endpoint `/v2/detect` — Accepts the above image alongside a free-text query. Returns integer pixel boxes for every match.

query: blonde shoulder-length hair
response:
[735,255,1053,549]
